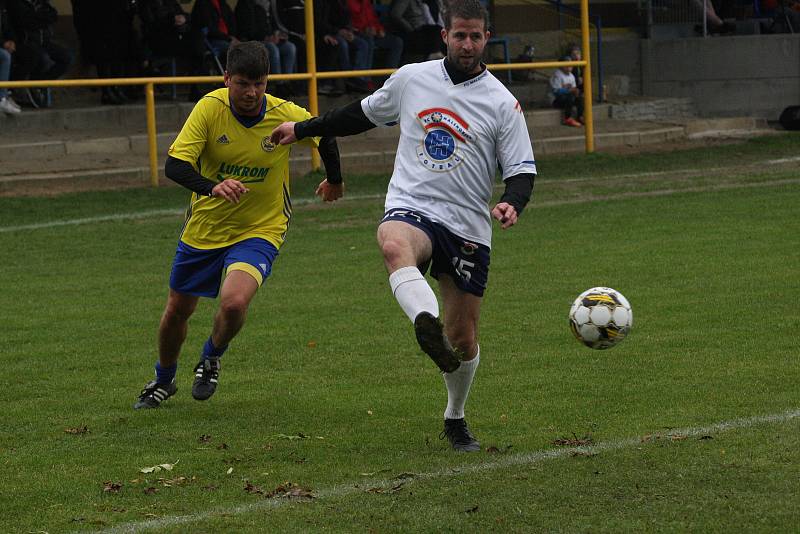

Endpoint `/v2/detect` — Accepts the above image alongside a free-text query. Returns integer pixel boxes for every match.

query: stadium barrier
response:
[0,0,594,187]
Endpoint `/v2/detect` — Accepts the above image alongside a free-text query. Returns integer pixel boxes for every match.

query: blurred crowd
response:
[0,0,457,112]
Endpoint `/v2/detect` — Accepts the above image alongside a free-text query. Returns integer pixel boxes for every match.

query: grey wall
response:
[603,34,800,119]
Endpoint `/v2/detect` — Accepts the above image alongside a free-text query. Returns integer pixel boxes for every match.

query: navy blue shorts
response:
[169,238,279,298]
[381,208,490,297]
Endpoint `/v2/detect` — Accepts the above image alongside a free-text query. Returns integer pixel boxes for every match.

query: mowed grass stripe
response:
[2,173,798,234]
[99,408,800,534]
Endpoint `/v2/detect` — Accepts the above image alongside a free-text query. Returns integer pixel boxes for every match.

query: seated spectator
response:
[692,0,735,34]
[388,0,444,61]
[348,0,403,77]
[548,58,583,127]
[191,0,238,66]
[138,0,206,95]
[7,0,72,108]
[71,0,144,105]
[235,0,296,97]
[0,1,21,114]
[566,43,583,94]
[315,0,370,95]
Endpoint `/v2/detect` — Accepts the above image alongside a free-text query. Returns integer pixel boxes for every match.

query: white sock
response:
[388,266,439,323]
[443,350,480,420]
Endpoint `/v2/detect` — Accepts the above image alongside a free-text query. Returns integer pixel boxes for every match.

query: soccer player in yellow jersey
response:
[134,41,342,409]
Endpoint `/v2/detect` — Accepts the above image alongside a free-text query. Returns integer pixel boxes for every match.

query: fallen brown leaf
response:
[103,481,122,493]
[265,482,315,499]
[65,426,89,435]
[553,434,593,447]
[244,481,265,495]
[367,482,405,494]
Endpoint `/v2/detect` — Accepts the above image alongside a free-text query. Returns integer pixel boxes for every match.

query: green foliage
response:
[1,134,799,532]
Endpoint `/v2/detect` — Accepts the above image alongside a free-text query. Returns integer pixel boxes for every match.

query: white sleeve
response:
[549,71,562,93]
[360,65,410,127]
[496,98,537,180]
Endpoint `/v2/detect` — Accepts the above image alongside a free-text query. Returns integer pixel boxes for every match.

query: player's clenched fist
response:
[212,179,249,203]
[491,202,518,229]
[270,122,298,145]
[316,179,344,202]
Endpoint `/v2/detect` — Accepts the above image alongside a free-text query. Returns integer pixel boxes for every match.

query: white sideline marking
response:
[0,194,387,234]
[765,156,800,164]
[4,174,800,235]
[97,408,800,534]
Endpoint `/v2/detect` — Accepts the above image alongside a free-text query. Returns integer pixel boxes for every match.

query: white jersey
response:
[361,60,536,248]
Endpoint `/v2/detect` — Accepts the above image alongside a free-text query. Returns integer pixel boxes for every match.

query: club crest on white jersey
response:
[416,107,475,172]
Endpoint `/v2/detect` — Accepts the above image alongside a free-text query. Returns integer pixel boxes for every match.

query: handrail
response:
[0,0,595,186]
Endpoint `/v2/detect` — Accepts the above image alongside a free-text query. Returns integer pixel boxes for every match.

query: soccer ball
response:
[569,287,632,349]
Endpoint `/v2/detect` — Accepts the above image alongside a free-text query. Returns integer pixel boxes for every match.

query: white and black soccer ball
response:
[569,287,632,349]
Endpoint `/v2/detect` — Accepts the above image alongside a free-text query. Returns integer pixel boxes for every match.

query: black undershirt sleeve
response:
[294,100,376,140]
[317,136,343,185]
[499,173,536,215]
[165,156,217,196]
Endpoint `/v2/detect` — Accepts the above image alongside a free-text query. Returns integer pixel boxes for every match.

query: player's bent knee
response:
[380,238,414,268]
[219,295,250,318]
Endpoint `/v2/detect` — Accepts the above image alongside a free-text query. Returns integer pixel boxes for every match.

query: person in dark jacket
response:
[71,0,144,105]
[315,0,369,94]
[191,0,238,67]
[388,0,444,61]
[235,0,296,82]
[138,0,205,96]
[6,0,72,106]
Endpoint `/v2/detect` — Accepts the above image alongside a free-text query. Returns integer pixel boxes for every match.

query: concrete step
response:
[0,115,775,197]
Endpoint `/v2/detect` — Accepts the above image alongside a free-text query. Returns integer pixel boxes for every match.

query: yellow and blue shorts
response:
[169,237,279,298]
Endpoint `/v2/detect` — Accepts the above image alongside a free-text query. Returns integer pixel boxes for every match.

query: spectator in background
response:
[71,0,143,105]
[388,0,444,61]
[0,0,21,114]
[548,57,583,127]
[315,0,369,94]
[348,0,403,78]
[138,0,206,99]
[235,0,296,97]
[692,0,735,34]
[566,43,583,94]
[191,0,238,65]
[6,0,72,108]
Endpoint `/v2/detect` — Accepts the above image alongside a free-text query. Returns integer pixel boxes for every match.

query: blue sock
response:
[202,336,228,359]
[155,361,177,384]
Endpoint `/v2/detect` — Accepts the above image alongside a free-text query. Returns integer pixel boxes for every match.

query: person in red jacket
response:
[347,0,402,74]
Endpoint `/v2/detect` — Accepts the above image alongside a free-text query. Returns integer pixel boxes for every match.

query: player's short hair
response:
[226,41,270,79]
[442,0,490,31]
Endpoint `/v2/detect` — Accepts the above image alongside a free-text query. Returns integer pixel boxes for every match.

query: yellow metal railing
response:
[0,0,593,185]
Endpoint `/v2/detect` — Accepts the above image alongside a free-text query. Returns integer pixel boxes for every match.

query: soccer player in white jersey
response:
[270,0,536,451]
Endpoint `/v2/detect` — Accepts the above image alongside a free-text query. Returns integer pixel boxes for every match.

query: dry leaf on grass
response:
[367,481,406,494]
[553,434,594,447]
[65,426,90,435]
[103,481,122,493]
[139,461,179,474]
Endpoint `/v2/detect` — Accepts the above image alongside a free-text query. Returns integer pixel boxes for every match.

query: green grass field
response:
[1,134,799,533]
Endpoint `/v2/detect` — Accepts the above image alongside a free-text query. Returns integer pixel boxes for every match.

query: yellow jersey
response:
[168,88,318,250]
